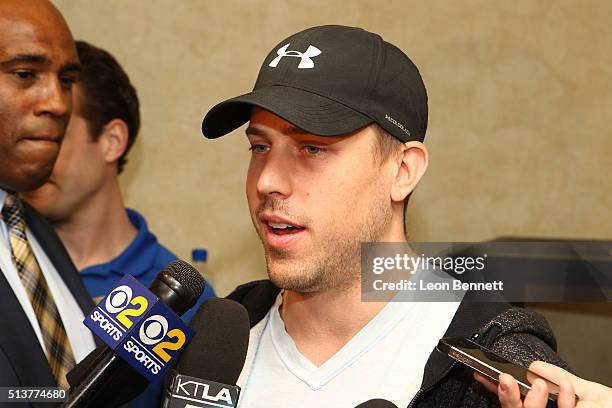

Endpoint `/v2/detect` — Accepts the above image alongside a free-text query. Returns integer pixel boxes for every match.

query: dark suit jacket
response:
[0,203,94,406]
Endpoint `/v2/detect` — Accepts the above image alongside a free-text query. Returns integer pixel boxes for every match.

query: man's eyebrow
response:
[0,54,81,73]
[245,124,309,136]
[245,126,265,136]
[60,62,81,74]
[0,54,51,67]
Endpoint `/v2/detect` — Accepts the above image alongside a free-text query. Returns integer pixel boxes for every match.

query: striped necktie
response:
[1,193,75,388]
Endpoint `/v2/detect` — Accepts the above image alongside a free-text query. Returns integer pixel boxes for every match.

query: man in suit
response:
[0,0,96,397]
[23,39,216,407]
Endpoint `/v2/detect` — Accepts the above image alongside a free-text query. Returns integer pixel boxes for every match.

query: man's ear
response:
[98,119,129,164]
[390,141,428,203]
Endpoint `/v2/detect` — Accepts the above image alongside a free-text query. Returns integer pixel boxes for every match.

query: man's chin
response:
[2,167,53,193]
[266,261,324,293]
[25,171,62,197]
[269,275,320,293]
[23,179,56,197]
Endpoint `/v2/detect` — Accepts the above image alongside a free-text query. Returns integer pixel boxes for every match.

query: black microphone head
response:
[177,297,250,385]
[151,260,206,315]
[355,399,399,408]
[162,259,206,297]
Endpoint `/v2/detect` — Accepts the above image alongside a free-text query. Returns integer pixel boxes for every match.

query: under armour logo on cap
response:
[268,43,322,69]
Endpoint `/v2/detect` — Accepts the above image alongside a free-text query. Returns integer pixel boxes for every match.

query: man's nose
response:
[34,76,71,119]
[256,148,294,199]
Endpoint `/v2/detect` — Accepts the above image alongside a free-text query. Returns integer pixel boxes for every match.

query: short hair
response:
[372,124,403,164]
[75,40,140,173]
[372,124,411,232]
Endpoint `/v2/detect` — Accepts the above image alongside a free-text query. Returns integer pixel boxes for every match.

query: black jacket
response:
[0,203,94,406]
[228,280,568,408]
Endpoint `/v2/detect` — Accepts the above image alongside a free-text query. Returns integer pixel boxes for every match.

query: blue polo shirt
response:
[80,208,215,407]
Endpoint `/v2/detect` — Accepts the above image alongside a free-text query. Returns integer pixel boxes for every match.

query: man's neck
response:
[53,179,137,271]
[279,217,408,367]
[280,284,387,367]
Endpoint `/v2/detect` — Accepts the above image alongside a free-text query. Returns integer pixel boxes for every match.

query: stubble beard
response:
[256,194,391,294]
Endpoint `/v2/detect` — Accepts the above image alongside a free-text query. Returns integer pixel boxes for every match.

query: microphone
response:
[163,297,250,408]
[354,399,399,408]
[62,260,206,408]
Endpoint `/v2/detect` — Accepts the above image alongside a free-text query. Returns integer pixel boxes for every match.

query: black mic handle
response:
[61,350,116,408]
[61,351,147,408]
[62,352,120,408]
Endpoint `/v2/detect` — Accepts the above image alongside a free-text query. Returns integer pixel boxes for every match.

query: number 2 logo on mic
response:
[116,300,194,381]
[84,275,158,348]
[83,275,194,381]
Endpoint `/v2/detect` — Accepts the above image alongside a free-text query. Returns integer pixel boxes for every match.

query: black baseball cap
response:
[202,25,428,142]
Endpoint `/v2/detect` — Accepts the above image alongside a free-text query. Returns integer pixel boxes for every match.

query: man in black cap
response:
[202,25,565,407]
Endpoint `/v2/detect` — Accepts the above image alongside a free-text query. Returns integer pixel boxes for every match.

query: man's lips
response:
[260,213,304,227]
[24,135,62,143]
[259,213,306,249]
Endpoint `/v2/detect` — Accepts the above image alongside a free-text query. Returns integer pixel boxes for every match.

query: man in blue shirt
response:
[24,40,214,406]
[81,208,200,311]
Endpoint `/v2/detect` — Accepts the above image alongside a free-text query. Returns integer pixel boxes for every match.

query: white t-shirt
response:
[236,293,461,408]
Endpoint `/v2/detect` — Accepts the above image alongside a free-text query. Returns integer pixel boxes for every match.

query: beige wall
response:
[53,0,611,383]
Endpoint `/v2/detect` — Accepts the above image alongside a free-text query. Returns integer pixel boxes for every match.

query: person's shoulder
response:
[226,280,280,328]
[485,307,569,369]
[227,280,278,302]
[417,306,568,408]
[452,299,566,367]
[127,208,178,264]
[153,241,178,265]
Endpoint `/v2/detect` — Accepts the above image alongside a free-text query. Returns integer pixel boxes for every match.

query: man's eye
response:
[304,145,322,155]
[13,70,36,80]
[249,144,268,153]
[60,75,76,87]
